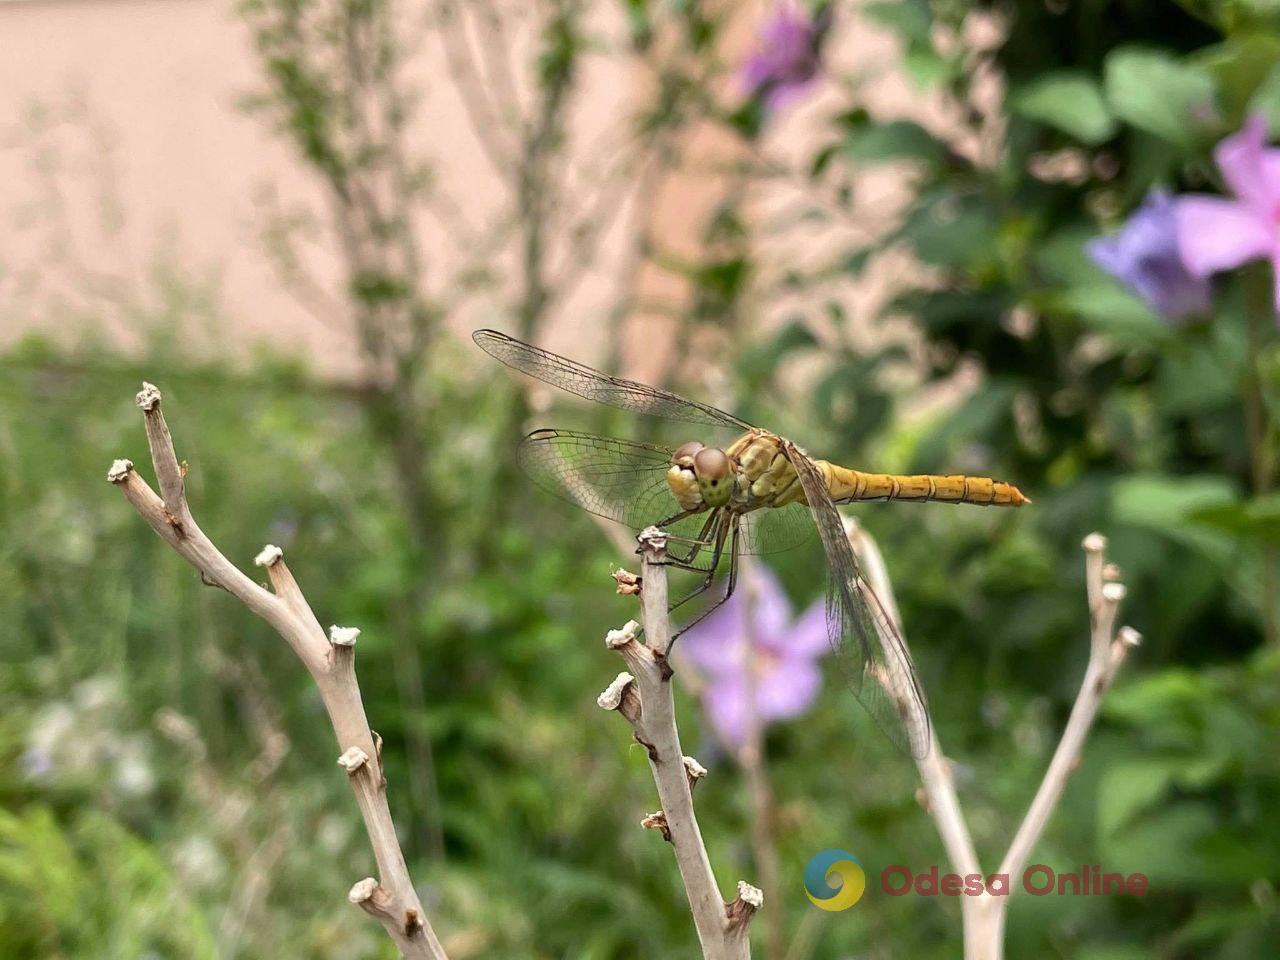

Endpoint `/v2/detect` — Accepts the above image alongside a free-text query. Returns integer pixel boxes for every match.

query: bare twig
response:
[435,0,519,173]
[109,383,447,960]
[844,518,1139,960]
[982,534,1141,955]
[596,527,760,960]
[843,519,982,882]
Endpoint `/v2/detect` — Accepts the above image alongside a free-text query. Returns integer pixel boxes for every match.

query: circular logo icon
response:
[804,849,866,911]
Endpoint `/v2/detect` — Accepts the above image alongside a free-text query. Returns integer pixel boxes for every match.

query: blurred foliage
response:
[3,0,1280,958]
[677,0,1280,956]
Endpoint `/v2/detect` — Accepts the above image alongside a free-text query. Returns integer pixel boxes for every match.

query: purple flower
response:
[742,3,823,113]
[680,563,829,749]
[1177,114,1280,312]
[1087,190,1210,322]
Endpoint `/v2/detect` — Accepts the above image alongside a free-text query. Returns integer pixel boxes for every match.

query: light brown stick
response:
[845,518,1139,960]
[596,527,760,960]
[109,383,447,960]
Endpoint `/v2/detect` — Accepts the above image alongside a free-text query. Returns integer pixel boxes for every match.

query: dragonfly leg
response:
[668,517,741,653]
[663,510,719,567]
[656,509,697,529]
[665,513,730,614]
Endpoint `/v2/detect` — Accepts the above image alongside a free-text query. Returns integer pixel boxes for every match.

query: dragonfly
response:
[474,328,1029,757]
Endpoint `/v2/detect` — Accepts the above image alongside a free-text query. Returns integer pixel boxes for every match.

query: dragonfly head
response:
[669,441,735,509]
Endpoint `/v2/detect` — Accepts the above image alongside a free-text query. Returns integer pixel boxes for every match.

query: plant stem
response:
[739,563,783,960]
[1243,264,1278,645]
[598,528,761,959]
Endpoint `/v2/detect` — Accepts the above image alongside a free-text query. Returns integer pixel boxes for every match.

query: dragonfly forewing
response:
[474,329,754,431]
[518,429,674,529]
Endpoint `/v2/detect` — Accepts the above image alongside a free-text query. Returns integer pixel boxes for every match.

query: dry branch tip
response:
[597,672,636,711]
[116,385,443,958]
[348,877,381,904]
[605,620,641,649]
[682,755,707,787]
[330,625,362,647]
[1117,626,1143,647]
[107,459,134,483]
[641,810,672,841]
[254,544,284,567]
[732,885,757,911]
[337,746,371,774]
[612,567,642,595]
[1102,582,1127,603]
[726,881,764,932]
[135,382,162,411]
[636,526,668,554]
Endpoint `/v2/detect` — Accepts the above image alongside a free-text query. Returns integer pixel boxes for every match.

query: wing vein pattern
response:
[474,328,753,430]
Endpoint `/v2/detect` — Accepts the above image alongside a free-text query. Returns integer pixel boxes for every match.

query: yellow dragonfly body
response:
[666,428,1029,516]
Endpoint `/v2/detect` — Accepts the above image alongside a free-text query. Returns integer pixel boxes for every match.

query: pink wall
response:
[0,1,955,390]
[0,0,354,368]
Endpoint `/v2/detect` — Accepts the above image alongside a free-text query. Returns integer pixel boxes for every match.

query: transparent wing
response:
[518,428,679,532]
[786,442,930,758]
[740,502,814,556]
[475,329,753,431]
[518,429,811,556]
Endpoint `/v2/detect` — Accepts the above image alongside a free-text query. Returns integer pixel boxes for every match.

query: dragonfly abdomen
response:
[821,462,1030,507]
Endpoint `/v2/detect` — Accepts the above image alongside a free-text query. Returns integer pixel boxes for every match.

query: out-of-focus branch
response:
[108,383,447,960]
[844,518,1139,960]
[981,533,1141,954]
[733,560,783,960]
[596,528,760,960]
[436,0,519,173]
[843,518,982,884]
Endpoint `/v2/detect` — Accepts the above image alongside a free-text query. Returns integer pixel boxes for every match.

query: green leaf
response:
[1099,802,1219,884]
[1198,32,1280,121]
[904,49,953,88]
[1173,0,1280,33]
[861,0,931,45]
[1075,948,1154,960]
[1013,72,1118,144]
[897,193,999,268]
[1104,47,1217,148]
[1104,668,1209,729]
[1112,474,1239,522]
[1189,492,1280,543]
[1056,283,1174,346]
[1097,759,1182,836]
[844,120,947,172]
[1157,338,1241,415]
[1248,59,1280,131]
[1034,226,1102,285]
[1111,473,1240,559]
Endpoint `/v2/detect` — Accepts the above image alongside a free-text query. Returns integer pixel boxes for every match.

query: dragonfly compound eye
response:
[693,447,731,480]
[671,440,705,465]
[693,448,733,506]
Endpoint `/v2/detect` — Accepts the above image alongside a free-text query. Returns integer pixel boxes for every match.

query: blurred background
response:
[1,0,1278,957]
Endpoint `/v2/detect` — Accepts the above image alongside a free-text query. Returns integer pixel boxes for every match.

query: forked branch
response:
[596,528,761,960]
[109,383,447,960]
[845,518,1140,960]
